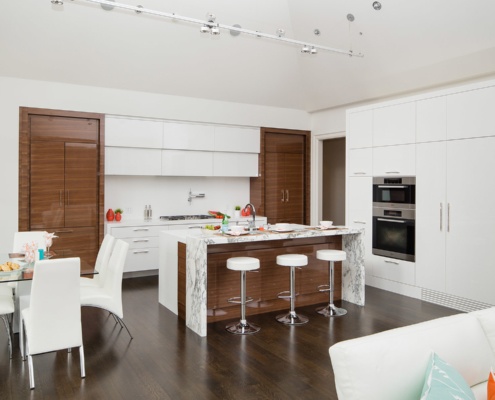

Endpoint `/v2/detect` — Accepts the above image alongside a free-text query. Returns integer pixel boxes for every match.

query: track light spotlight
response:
[210,25,220,35]
[200,25,211,34]
[310,47,318,55]
[301,45,311,54]
[51,0,64,4]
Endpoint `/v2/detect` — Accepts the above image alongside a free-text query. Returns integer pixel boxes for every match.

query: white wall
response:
[0,76,310,252]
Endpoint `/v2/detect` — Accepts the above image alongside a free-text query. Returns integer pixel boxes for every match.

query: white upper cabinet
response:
[105,116,163,148]
[447,86,495,140]
[161,150,213,176]
[214,126,260,153]
[162,122,215,151]
[213,152,258,177]
[348,110,373,149]
[372,144,415,176]
[105,147,162,175]
[373,102,416,146]
[348,148,372,176]
[416,97,447,143]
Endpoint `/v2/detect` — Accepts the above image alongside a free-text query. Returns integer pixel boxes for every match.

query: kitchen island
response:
[159,225,365,336]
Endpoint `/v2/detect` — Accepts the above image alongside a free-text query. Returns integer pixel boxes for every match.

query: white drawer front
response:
[371,255,415,285]
[125,247,159,272]
[109,225,163,238]
[123,236,159,249]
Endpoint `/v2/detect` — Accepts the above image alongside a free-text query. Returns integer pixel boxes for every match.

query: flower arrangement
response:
[23,241,38,264]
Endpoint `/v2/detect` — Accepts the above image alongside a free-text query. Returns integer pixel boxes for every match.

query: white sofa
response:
[329,307,495,400]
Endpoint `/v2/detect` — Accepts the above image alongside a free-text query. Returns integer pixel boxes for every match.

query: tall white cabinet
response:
[347,79,495,310]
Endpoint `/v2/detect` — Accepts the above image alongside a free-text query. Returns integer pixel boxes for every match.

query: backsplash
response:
[104,175,250,220]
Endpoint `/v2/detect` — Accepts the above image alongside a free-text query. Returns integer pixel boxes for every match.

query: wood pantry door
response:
[19,108,105,268]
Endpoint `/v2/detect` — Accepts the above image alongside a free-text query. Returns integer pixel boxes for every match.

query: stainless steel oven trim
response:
[373,248,415,262]
[373,176,416,185]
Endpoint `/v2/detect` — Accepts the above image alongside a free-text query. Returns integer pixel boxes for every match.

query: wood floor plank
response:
[0,276,459,399]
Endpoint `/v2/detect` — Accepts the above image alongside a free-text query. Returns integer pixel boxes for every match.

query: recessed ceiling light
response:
[372,1,382,10]
[347,14,355,22]
[314,29,321,36]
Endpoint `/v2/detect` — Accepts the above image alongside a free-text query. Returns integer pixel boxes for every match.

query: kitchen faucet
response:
[245,203,256,231]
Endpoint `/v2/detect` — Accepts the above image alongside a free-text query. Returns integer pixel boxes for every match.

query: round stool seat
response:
[276,254,308,267]
[316,249,346,262]
[227,257,260,271]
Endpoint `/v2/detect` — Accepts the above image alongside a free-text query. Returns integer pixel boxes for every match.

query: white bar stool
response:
[316,249,347,317]
[225,257,261,335]
[276,254,309,325]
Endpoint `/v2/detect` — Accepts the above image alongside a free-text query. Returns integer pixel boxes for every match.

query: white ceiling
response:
[2,0,495,112]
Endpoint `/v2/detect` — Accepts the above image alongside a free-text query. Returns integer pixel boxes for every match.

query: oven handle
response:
[376,218,406,223]
[377,185,407,189]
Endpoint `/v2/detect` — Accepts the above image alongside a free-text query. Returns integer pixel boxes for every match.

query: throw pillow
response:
[420,352,475,400]
[489,368,495,400]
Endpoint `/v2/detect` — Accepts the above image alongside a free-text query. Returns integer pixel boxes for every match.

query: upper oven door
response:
[373,176,415,208]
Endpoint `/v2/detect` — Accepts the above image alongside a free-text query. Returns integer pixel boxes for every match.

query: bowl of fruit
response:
[202,224,221,236]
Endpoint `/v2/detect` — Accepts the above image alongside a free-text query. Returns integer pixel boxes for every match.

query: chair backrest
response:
[27,257,82,355]
[13,231,47,252]
[94,234,116,278]
[101,239,129,318]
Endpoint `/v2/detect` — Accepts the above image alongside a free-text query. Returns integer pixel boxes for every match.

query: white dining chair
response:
[20,257,85,390]
[80,239,132,338]
[0,293,15,359]
[12,231,47,253]
[80,234,115,288]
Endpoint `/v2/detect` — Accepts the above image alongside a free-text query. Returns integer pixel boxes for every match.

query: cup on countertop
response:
[230,225,245,233]
[320,220,333,228]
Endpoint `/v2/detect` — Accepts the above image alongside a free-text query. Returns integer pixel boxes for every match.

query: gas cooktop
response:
[159,214,215,221]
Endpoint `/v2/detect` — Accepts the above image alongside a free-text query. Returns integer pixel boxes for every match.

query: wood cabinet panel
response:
[30,115,98,143]
[50,227,99,270]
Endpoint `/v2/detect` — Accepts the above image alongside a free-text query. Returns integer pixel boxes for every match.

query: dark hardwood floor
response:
[0,276,460,399]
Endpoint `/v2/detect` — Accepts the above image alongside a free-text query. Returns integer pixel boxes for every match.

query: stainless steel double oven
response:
[372,177,415,262]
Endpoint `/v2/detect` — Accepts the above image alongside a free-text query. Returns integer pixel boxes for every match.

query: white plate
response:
[270,229,294,233]
[225,231,250,236]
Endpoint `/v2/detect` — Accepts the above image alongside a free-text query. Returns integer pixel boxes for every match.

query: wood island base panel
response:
[160,226,365,337]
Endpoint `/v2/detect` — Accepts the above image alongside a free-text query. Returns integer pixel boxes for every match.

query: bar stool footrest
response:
[227,296,254,305]
[317,284,330,293]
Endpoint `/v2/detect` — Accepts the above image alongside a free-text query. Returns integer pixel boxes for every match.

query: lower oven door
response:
[372,214,415,262]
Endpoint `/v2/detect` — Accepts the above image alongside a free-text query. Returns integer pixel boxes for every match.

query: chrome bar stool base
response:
[276,311,309,325]
[226,320,260,335]
[316,304,347,317]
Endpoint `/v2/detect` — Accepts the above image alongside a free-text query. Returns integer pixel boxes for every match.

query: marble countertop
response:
[163,224,363,245]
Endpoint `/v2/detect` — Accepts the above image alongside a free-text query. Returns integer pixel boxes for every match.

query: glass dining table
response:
[0,253,98,333]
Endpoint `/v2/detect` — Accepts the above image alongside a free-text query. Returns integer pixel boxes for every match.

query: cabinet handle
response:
[188,226,201,229]
[133,228,149,232]
[447,203,450,232]
[353,172,366,175]
[67,190,70,206]
[133,239,149,243]
[385,171,400,174]
[133,250,149,254]
[353,220,366,224]
[286,190,289,202]
[385,260,399,265]
[281,190,285,202]
[54,230,74,234]
[59,190,63,207]
[440,203,443,232]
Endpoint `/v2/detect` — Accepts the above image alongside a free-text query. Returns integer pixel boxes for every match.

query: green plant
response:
[114,208,124,214]
[235,205,241,211]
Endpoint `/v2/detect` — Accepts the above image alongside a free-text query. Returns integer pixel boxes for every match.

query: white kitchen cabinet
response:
[161,150,213,176]
[105,116,163,148]
[346,177,373,277]
[416,96,446,143]
[213,152,258,177]
[214,126,260,153]
[105,147,162,175]
[348,110,373,149]
[445,137,495,304]
[447,86,495,140]
[415,141,447,292]
[372,144,415,176]
[108,225,165,273]
[373,102,416,146]
[162,122,215,151]
[348,148,372,176]
[371,255,415,285]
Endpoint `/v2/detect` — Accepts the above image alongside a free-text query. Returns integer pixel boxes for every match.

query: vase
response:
[115,212,122,222]
[106,209,115,221]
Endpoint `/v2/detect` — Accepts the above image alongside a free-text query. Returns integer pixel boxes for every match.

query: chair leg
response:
[79,345,86,378]
[28,354,35,389]
[20,317,25,360]
[1,315,12,359]
[114,314,133,339]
